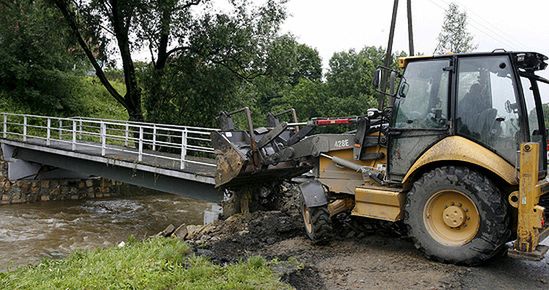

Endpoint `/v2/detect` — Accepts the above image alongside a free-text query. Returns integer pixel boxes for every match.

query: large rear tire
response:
[302,202,333,244]
[404,166,510,265]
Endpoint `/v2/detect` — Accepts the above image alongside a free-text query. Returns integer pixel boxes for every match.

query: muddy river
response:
[0,194,210,271]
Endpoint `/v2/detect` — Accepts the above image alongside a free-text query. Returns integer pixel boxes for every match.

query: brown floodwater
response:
[0,193,210,271]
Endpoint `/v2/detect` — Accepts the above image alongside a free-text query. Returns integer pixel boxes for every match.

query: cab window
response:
[521,76,541,141]
[394,59,450,129]
[456,56,521,164]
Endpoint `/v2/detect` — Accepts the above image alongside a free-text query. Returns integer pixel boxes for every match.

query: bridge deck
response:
[5,137,216,178]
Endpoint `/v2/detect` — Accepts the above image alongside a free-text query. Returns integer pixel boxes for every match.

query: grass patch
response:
[0,237,290,290]
[78,76,128,120]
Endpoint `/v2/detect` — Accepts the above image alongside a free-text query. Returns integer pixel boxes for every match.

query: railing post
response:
[124,123,129,147]
[180,128,187,170]
[72,120,76,151]
[46,118,51,146]
[152,125,157,151]
[59,120,62,140]
[2,113,7,138]
[78,119,83,140]
[23,115,27,142]
[138,127,143,162]
[101,122,106,156]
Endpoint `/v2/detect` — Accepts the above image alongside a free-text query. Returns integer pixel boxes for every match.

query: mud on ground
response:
[173,184,549,289]
[180,208,549,290]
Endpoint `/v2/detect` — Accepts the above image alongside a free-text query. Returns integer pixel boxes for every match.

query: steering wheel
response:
[504,100,518,114]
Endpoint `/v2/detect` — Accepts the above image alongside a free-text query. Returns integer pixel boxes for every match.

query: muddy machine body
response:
[212,52,549,265]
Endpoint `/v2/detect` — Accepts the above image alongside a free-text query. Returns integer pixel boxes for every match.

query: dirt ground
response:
[182,210,549,290]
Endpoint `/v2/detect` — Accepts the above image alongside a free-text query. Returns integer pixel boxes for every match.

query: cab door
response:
[455,55,525,167]
[387,59,452,181]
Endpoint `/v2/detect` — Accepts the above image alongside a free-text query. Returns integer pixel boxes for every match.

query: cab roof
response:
[398,51,548,72]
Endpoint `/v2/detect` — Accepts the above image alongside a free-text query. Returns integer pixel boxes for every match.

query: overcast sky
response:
[276,0,549,100]
[280,0,549,64]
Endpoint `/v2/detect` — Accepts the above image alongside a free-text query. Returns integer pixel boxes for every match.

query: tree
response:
[271,78,327,120]
[51,0,287,123]
[52,0,146,121]
[140,2,288,127]
[247,34,322,118]
[323,47,386,116]
[434,3,477,54]
[0,0,87,116]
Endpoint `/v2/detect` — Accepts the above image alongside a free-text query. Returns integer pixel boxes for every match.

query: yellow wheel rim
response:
[423,190,480,246]
[303,206,313,234]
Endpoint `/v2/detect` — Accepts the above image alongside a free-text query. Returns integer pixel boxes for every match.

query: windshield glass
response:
[393,59,450,129]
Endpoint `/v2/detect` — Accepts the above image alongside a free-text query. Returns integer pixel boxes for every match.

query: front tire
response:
[405,166,510,265]
[302,202,333,244]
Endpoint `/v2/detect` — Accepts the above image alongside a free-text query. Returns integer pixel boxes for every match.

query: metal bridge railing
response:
[1,112,218,170]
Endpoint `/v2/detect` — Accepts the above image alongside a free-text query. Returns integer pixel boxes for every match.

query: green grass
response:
[0,237,290,290]
[0,76,128,120]
[78,76,128,120]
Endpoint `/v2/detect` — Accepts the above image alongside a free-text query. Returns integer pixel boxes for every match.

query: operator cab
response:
[385,52,549,182]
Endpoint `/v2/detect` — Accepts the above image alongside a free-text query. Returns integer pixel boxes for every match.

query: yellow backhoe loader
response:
[211,51,549,265]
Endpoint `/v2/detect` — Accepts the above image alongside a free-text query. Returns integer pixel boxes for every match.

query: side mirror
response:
[389,71,397,95]
[372,69,383,90]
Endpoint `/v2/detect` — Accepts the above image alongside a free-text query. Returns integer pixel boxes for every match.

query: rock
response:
[225,215,240,223]
[3,182,11,192]
[1,194,9,201]
[70,195,79,200]
[50,188,60,196]
[85,180,94,187]
[195,248,214,257]
[40,195,50,201]
[238,230,249,236]
[117,241,126,248]
[157,224,176,237]
[266,237,276,245]
[186,225,205,240]
[345,231,356,238]
[172,224,188,240]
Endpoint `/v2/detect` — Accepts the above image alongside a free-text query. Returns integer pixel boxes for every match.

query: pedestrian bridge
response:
[0,113,221,202]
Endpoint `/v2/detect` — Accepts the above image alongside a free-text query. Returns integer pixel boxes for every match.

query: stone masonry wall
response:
[0,148,124,205]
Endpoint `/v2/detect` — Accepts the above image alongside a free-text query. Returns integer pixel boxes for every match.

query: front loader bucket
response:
[211,128,314,189]
[211,131,249,188]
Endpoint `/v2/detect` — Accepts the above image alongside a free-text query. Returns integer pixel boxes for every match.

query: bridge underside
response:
[1,140,221,202]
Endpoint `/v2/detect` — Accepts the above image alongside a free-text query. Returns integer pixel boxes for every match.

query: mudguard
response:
[299,180,328,207]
